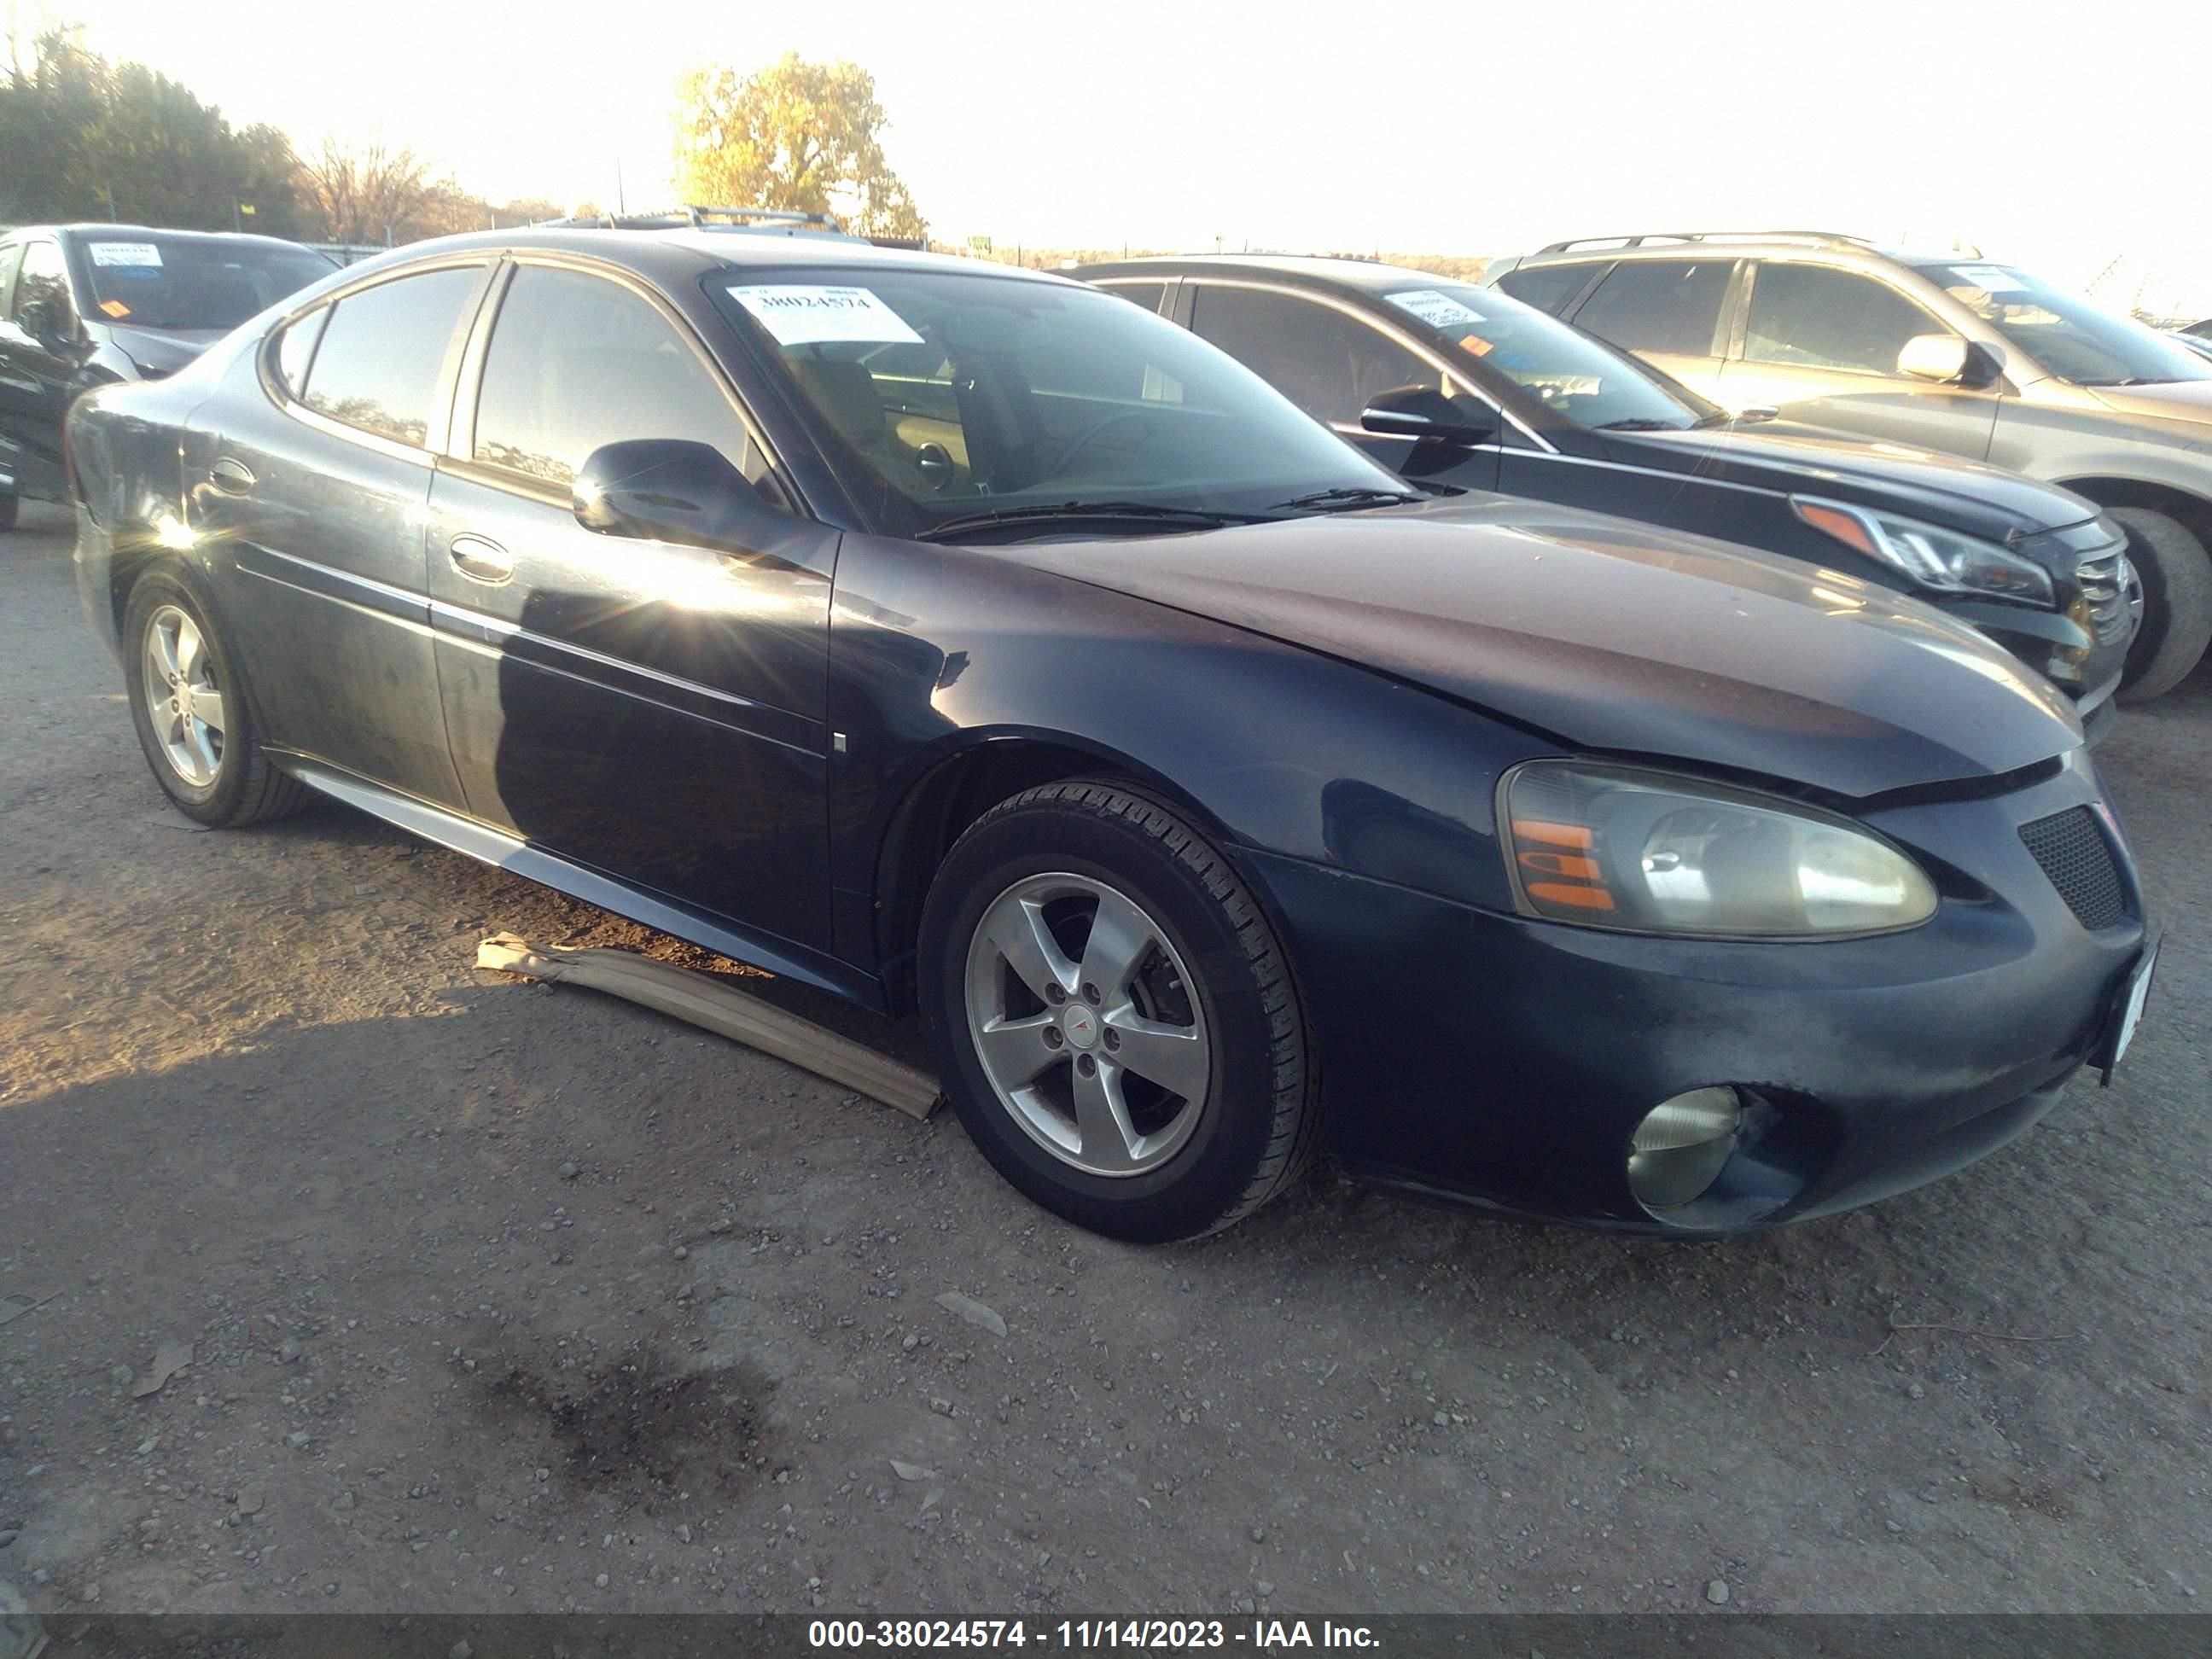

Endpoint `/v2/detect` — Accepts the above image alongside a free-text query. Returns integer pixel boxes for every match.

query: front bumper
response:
[1245,751,2145,1237]
[1939,595,2130,738]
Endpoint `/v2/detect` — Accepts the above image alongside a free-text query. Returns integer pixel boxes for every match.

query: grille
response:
[2019,806,2127,930]
[2075,545,2135,647]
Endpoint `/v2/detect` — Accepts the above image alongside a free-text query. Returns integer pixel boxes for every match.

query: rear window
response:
[1493,262,1599,317]
[298,267,482,447]
[1569,259,1732,358]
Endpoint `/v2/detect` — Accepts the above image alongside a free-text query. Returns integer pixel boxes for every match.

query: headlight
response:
[1500,762,1938,938]
[1791,497,2054,606]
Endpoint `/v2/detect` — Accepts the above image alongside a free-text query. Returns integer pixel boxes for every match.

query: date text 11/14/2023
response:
[807,1619,1384,1650]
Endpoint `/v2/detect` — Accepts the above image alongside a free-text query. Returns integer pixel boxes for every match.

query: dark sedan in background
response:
[66,229,2153,1243]
[0,224,335,527]
[1074,255,2139,726]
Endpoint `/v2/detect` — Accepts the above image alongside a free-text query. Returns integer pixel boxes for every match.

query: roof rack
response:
[533,204,864,241]
[1536,230,1877,255]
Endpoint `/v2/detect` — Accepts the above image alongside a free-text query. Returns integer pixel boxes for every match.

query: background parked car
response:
[65,229,2150,1243]
[0,224,335,527]
[2168,331,2212,366]
[1074,254,2138,726]
[1486,231,2212,701]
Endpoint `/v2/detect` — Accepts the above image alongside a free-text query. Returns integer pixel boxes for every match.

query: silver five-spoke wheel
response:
[142,603,227,787]
[964,871,1211,1177]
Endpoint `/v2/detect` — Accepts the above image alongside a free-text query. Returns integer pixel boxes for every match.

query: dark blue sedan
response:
[66,227,2155,1241]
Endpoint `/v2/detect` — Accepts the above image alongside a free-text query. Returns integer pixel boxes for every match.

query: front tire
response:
[918,780,1317,1241]
[123,568,308,827]
[0,492,17,532]
[2112,506,2212,703]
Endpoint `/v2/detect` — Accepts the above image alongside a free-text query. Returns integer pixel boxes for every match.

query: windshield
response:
[1377,282,1717,430]
[1913,261,2212,387]
[77,236,336,331]
[709,267,1401,536]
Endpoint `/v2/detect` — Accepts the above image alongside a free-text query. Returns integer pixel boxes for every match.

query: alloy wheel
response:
[963,872,1213,1177]
[141,603,227,787]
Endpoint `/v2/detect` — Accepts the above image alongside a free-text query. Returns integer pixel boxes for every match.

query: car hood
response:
[1008,498,2081,800]
[2084,378,2212,427]
[1603,421,2098,535]
[104,323,228,376]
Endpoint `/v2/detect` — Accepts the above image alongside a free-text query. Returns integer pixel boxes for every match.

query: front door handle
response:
[209,457,256,495]
[449,534,514,584]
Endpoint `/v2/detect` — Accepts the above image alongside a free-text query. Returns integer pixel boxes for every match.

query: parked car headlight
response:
[1790,497,2054,606]
[1499,762,1938,938]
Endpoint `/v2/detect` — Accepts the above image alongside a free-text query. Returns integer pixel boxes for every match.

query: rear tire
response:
[122,568,309,827]
[2112,506,2212,703]
[919,779,1318,1242]
[0,492,17,532]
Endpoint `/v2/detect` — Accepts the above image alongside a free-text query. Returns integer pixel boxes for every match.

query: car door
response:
[425,257,838,953]
[0,239,82,499]
[189,259,494,808]
[1560,257,1735,399]
[1717,260,2001,459]
[1185,282,1501,491]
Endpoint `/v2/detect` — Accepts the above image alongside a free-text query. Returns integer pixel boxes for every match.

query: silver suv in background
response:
[1487,232,2212,701]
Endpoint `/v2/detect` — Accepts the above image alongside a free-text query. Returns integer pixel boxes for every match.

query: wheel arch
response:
[868,730,1249,1015]
[2053,475,2212,544]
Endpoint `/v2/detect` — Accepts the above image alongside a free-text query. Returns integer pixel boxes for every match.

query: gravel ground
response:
[0,499,2206,1620]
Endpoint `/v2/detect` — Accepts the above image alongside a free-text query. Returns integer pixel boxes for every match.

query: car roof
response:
[366,227,1083,288]
[1070,253,1452,295]
[33,224,332,257]
[1508,232,1912,269]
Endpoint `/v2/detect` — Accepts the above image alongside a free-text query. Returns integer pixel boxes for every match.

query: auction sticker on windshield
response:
[90,242,164,268]
[1387,289,1485,330]
[1949,265,2027,293]
[726,284,924,347]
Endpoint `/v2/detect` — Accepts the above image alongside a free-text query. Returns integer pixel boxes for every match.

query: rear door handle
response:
[449,534,514,584]
[209,457,256,495]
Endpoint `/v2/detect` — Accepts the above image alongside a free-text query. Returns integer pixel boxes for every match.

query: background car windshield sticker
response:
[1949,265,2028,294]
[1386,288,1486,330]
[89,242,164,268]
[726,283,924,347]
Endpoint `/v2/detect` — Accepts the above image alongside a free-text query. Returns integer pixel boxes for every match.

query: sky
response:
[48,0,2212,315]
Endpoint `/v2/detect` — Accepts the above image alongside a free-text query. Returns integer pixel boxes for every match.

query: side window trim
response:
[259,259,498,468]
[0,241,23,319]
[1556,259,1620,323]
[1188,277,1555,454]
[1089,278,1172,317]
[445,251,812,519]
[1741,259,1953,381]
[13,239,68,325]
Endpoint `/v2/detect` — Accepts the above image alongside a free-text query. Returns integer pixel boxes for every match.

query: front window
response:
[708,268,1401,536]
[1743,263,1941,377]
[75,236,335,331]
[1377,282,1714,431]
[1190,285,1447,429]
[1910,261,2212,387]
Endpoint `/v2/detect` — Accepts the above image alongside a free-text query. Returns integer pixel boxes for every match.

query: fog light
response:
[1629,1087,1743,1212]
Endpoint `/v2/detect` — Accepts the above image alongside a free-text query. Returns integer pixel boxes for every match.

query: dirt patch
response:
[470,1344,771,1494]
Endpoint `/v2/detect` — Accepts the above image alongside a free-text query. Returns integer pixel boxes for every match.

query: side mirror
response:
[1897,334,1999,387]
[573,439,765,550]
[1359,384,1499,446]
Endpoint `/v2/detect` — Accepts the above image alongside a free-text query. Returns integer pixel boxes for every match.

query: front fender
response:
[825,531,1548,971]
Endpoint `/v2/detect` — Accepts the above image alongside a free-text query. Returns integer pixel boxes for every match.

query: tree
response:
[292,138,460,245]
[672,55,925,239]
[0,28,306,231]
